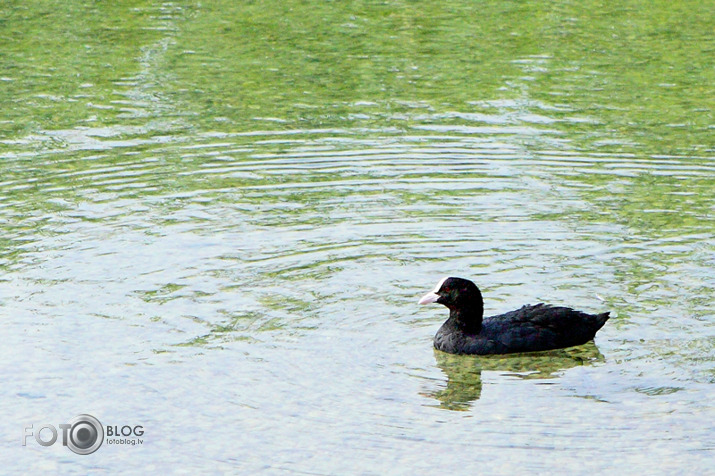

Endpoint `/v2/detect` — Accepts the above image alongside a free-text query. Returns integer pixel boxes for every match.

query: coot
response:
[419,277,610,355]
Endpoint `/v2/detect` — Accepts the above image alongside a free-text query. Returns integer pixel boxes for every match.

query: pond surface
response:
[2,1,714,473]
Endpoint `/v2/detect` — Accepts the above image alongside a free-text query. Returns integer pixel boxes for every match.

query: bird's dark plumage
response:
[419,277,610,355]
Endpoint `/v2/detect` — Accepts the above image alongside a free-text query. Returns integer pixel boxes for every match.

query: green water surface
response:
[2,1,713,473]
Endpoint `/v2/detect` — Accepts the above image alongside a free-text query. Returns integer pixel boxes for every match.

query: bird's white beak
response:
[419,276,449,305]
[418,291,440,305]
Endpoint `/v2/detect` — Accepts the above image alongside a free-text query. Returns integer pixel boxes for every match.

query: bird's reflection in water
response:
[426,343,604,411]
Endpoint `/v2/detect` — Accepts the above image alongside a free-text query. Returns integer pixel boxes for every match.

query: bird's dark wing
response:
[482,304,608,353]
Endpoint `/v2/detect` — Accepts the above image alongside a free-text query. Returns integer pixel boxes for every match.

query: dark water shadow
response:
[426,343,604,411]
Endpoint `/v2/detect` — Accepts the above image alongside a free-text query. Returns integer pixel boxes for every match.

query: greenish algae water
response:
[2,1,713,473]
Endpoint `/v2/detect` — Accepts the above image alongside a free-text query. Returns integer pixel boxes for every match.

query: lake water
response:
[3,1,714,473]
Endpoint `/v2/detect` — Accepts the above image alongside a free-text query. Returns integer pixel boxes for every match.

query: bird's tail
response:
[592,312,610,331]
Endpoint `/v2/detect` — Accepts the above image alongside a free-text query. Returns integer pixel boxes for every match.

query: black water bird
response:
[419,277,610,355]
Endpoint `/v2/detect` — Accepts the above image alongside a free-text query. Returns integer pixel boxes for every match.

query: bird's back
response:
[435,303,610,355]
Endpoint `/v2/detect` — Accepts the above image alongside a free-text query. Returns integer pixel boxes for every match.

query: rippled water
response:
[3,1,714,474]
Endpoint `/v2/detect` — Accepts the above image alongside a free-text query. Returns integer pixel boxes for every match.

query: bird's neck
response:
[448,304,484,334]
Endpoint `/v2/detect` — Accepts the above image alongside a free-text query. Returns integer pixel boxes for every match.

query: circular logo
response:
[67,414,103,455]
